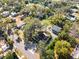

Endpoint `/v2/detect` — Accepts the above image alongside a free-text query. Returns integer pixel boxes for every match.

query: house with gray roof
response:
[11,12,18,17]
[66,14,76,21]
[70,9,78,13]
[1,11,9,17]
[52,25,62,35]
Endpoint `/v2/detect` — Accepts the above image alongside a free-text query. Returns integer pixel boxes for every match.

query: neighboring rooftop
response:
[52,25,62,35]
[1,11,9,17]
[0,37,9,52]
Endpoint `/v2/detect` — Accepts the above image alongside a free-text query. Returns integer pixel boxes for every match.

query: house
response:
[2,44,9,52]
[1,11,9,17]
[0,37,9,52]
[33,31,50,42]
[71,13,79,19]
[66,14,76,21]
[36,12,45,20]
[76,4,79,9]
[16,22,25,29]
[11,12,18,17]
[0,37,9,59]
[69,9,78,13]
[52,25,62,35]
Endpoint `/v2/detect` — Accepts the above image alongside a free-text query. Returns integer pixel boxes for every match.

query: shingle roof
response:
[52,25,61,33]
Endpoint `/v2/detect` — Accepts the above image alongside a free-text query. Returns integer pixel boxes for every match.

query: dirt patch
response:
[34,53,40,59]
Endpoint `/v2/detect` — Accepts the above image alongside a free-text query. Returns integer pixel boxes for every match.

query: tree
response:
[58,31,69,40]
[58,31,77,48]
[13,4,22,12]
[67,36,77,48]
[3,51,14,59]
[24,18,42,41]
[47,38,59,50]
[41,49,54,59]
[0,0,9,4]
[38,41,54,59]
[63,20,72,32]
[45,49,54,59]
[54,40,71,59]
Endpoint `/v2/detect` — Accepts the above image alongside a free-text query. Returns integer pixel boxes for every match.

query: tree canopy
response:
[54,40,71,59]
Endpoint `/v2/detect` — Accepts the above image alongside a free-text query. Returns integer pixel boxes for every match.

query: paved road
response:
[12,34,36,59]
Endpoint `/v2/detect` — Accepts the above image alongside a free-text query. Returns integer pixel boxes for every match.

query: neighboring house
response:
[1,11,9,17]
[0,37,9,53]
[2,44,9,52]
[76,4,79,9]
[69,9,78,13]
[25,42,36,50]
[71,13,79,19]
[22,11,29,17]
[11,12,18,17]
[67,8,78,14]
[66,14,76,21]
[52,25,62,35]
[16,22,25,28]
[35,31,49,40]
[0,37,9,59]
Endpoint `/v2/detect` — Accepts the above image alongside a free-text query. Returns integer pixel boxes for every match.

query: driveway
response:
[12,34,37,59]
[46,26,57,39]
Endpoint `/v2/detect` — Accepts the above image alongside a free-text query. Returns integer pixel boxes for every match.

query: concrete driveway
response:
[13,34,37,59]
